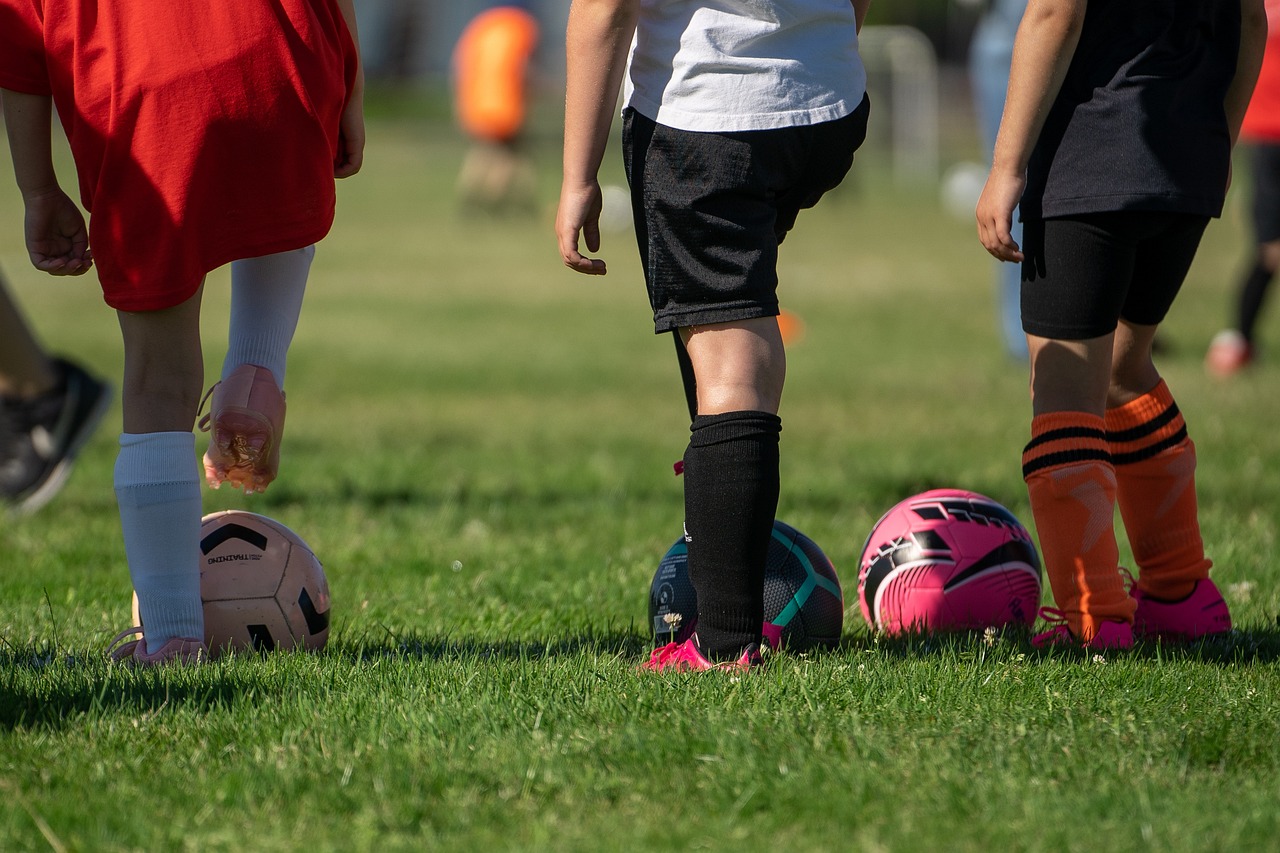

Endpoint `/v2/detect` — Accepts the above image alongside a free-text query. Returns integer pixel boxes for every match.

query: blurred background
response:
[358,0,992,159]
[355,0,1020,238]
[349,0,1036,358]
[349,0,1028,229]
[359,0,985,81]
[3,0,1262,431]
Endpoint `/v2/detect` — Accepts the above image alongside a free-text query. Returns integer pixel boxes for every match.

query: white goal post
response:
[857,26,940,186]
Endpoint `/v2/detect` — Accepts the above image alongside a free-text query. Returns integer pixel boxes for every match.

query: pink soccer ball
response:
[857,489,1041,635]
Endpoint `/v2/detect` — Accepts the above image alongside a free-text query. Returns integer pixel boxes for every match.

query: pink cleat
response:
[659,616,781,652]
[108,627,207,666]
[1204,330,1254,378]
[1133,579,1232,641]
[1031,607,1133,650]
[199,364,286,494]
[642,634,763,672]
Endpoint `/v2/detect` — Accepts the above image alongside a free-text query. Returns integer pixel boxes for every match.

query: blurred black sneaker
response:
[0,358,112,514]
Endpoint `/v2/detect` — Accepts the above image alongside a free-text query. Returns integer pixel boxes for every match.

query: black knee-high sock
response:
[1237,259,1275,342]
[682,410,781,660]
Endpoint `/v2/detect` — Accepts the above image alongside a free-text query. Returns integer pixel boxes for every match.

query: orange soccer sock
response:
[1023,412,1135,639]
[1105,381,1210,601]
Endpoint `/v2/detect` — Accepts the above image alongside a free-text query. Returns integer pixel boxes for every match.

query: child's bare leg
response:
[114,287,205,654]
[1109,322,1205,595]
[1024,334,1135,641]
[681,317,786,416]
[0,275,57,398]
[677,317,785,660]
[118,288,205,433]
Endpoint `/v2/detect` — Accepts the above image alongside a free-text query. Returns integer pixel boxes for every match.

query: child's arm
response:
[332,0,366,178]
[852,0,872,32]
[975,0,1086,263]
[1,89,92,276]
[555,0,639,275]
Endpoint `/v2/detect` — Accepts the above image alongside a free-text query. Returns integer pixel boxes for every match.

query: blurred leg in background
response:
[969,0,1029,361]
[1205,5,1280,376]
[0,271,111,514]
[1206,142,1280,377]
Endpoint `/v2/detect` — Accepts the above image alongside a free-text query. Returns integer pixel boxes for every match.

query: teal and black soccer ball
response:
[648,520,844,652]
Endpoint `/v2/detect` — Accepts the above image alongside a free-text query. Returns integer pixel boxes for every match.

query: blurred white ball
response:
[599,184,634,234]
[939,162,988,221]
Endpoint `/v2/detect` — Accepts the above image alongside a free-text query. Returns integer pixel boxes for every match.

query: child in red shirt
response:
[0,0,365,664]
[1205,0,1280,376]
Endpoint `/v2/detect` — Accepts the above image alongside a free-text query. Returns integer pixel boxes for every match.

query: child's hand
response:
[23,187,92,275]
[556,180,607,275]
[975,170,1026,264]
[334,83,365,179]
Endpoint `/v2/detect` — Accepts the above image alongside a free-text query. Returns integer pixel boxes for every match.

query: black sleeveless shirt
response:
[1021,0,1241,220]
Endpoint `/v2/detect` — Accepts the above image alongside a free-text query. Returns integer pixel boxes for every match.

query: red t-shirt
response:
[0,0,357,310]
[1242,0,1280,143]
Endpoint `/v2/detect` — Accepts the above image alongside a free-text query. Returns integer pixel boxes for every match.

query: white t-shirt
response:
[624,0,867,132]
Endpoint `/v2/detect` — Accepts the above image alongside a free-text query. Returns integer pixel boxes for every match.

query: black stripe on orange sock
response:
[1022,413,1109,479]
[1105,381,1188,465]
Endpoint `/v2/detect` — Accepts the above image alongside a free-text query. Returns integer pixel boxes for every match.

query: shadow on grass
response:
[331,626,646,664]
[336,620,1280,667]
[835,623,1280,663]
[0,651,246,733]
[4,623,1276,732]
[0,628,649,732]
[259,476,673,513]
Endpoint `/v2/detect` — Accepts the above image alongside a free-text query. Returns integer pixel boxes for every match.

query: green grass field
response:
[2,92,1279,852]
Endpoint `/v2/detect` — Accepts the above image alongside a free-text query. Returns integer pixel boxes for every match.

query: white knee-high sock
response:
[223,245,314,387]
[115,432,204,649]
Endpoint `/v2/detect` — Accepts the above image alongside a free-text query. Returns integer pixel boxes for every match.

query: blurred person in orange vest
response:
[452,4,541,213]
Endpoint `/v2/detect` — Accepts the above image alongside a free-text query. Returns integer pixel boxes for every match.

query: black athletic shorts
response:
[1020,211,1210,340]
[623,96,870,334]
[1249,142,1280,244]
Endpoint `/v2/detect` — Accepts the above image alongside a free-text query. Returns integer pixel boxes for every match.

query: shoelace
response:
[1119,566,1138,596]
[107,628,209,665]
[195,381,220,433]
[1036,606,1067,624]
[106,626,145,660]
[1030,606,1071,647]
[647,642,682,665]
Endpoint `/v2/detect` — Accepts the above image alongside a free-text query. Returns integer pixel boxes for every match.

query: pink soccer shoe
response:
[1204,330,1254,378]
[1133,579,1232,641]
[642,634,763,672]
[199,364,286,494]
[108,627,207,666]
[1031,607,1134,650]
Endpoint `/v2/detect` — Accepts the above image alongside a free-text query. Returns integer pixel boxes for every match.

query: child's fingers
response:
[558,227,607,275]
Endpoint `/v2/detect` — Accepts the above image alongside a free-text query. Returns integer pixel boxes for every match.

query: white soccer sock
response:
[223,246,314,387]
[114,431,204,650]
